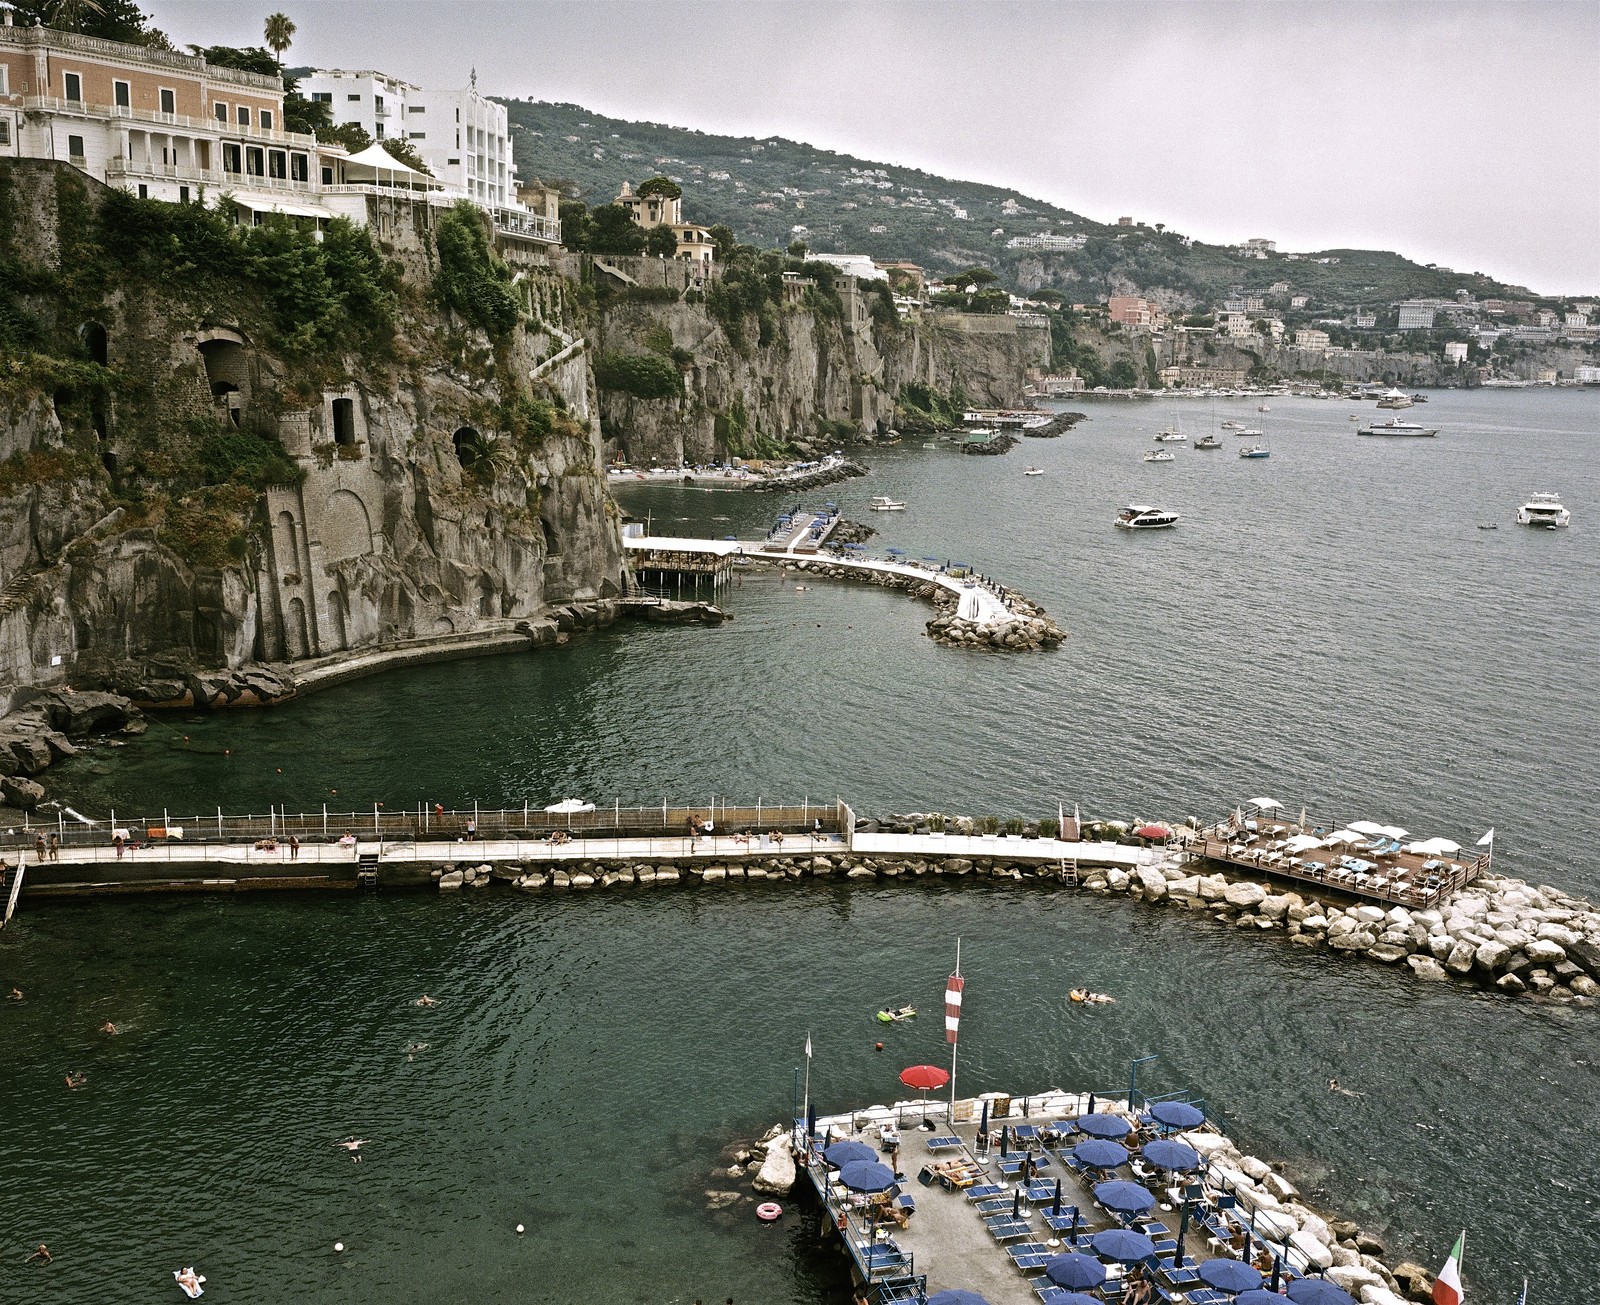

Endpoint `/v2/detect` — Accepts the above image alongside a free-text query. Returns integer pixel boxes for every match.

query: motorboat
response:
[1239,444,1271,459]
[868,495,907,511]
[1115,504,1180,529]
[1143,450,1176,463]
[1233,427,1264,437]
[1349,414,1361,421]
[1477,523,1498,531]
[1516,493,1570,528]
[1376,388,1414,409]
[1410,393,1428,403]
[1154,427,1188,442]
[1194,434,1222,449]
[1257,404,1271,412]
[1360,418,1438,437]
[1221,419,1241,429]
[1024,466,1044,476]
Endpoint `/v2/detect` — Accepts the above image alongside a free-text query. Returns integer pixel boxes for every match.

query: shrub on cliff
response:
[434,201,520,339]
[594,351,682,400]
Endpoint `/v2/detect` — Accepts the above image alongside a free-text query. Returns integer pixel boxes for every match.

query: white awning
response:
[1322,830,1363,846]
[344,143,437,182]
[1378,825,1409,840]
[234,195,336,220]
[1246,797,1284,810]
[544,798,595,814]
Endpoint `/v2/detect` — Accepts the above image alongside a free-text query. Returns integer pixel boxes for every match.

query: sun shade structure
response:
[899,1065,951,1091]
[1093,1180,1156,1217]
[1044,1252,1107,1290]
[823,1140,876,1167]
[1136,824,1171,839]
[1090,1227,1158,1262]
[1246,798,1284,810]
[1075,1112,1133,1139]
[1072,1139,1129,1168]
[838,1160,897,1193]
[1200,1258,1265,1293]
[1142,1138,1202,1171]
[1149,1100,1205,1129]
[1286,1279,1360,1305]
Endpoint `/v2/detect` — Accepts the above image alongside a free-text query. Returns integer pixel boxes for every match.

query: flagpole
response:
[802,1029,812,1122]
[948,937,962,1121]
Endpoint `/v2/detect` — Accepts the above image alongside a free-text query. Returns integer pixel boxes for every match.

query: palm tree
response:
[263,12,296,65]
[49,0,105,28]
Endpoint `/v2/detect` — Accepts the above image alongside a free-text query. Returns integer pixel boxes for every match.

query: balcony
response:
[23,96,321,150]
[490,207,560,245]
[105,156,319,196]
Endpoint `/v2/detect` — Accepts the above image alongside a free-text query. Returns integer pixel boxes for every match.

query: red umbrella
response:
[1136,825,1171,840]
[899,1064,951,1091]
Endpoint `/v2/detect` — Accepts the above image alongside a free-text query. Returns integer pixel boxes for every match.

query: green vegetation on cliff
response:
[433,201,521,339]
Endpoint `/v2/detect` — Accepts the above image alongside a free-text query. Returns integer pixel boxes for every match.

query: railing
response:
[23,97,318,149]
[490,207,560,243]
[105,157,320,196]
[1,25,280,89]
[4,801,843,853]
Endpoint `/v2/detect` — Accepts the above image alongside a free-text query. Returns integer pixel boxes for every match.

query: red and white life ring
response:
[757,1202,783,1222]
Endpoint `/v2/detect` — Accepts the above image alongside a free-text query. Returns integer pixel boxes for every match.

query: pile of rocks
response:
[960,432,1020,456]
[106,665,296,710]
[0,689,145,809]
[750,458,868,493]
[926,607,1065,650]
[1023,411,1087,438]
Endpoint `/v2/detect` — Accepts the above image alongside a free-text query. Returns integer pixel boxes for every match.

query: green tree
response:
[318,122,372,153]
[381,138,433,176]
[1108,358,1140,388]
[283,86,331,137]
[707,224,737,261]
[263,12,296,64]
[952,266,999,289]
[434,202,519,338]
[587,204,647,255]
[559,200,594,251]
[787,239,809,258]
[644,225,678,258]
[636,176,683,201]
[17,0,169,44]
[187,45,279,76]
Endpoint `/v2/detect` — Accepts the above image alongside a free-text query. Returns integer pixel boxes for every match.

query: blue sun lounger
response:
[926,1135,963,1151]
[1041,1207,1082,1232]
[965,1183,1005,1202]
[1008,1240,1052,1272]
[984,1216,1034,1242]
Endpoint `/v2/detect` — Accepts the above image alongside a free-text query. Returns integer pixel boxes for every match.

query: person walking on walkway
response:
[48,833,60,862]
[34,833,46,864]
[289,835,300,861]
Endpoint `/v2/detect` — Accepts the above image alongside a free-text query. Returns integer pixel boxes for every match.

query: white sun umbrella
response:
[1322,830,1362,846]
[1378,825,1409,840]
[1283,834,1322,854]
[1346,820,1388,836]
[1246,798,1284,810]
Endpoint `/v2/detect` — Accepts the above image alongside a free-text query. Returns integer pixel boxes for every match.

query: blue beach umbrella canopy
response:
[838,1160,897,1193]
[926,1291,994,1305]
[886,546,905,554]
[824,1140,876,1167]
[1150,1100,1205,1130]
[1201,1258,1265,1293]
[1143,1138,1202,1171]
[1044,1252,1107,1290]
[979,1098,990,1140]
[1076,1112,1132,1139]
[1041,1296,1101,1305]
[1286,1280,1359,1305]
[1073,1139,1129,1169]
[1093,1180,1156,1217]
[1090,1227,1157,1263]
[1236,1291,1288,1305]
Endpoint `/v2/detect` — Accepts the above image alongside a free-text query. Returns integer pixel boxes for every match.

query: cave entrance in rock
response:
[327,590,349,651]
[82,321,108,366]
[332,397,356,447]
[540,515,560,556]
[453,426,480,470]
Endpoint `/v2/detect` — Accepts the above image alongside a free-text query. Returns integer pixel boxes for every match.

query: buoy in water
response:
[756,1202,783,1222]
[334,1242,344,1253]
[516,1224,525,1235]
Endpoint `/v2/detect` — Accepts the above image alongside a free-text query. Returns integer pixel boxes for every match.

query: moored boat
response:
[1516,493,1570,528]
[1194,434,1222,449]
[1360,418,1438,437]
[1115,504,1180,529]
[1143,449,1175,463]
[868,495,907,511]
[1239,443,1270,459]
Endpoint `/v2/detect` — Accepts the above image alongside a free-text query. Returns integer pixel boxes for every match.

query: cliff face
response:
[0,161,622,714]
[569,254,1049,467]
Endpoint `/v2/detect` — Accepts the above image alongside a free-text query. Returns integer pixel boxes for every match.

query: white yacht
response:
[1143,449,1176,463]
[1233,427,1264,437]
[1154,429,1188,442]
[1115,504,1180,530]
[1516,493,1570,528]
[1194,434,1222,449]
[1360,417,1438,437]
[868,495,907,512]
[1024,466,1044,476]
[1221,420,1241,429]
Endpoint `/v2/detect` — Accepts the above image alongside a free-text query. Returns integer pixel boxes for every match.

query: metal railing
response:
[1,25,281,89]
[23,96,318,148]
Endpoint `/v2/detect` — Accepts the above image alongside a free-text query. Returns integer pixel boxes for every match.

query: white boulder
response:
[751,1132,796,1194]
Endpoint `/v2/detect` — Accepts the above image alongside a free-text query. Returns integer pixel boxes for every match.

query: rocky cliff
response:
[566,253,1050,467]
[0,161,623,715]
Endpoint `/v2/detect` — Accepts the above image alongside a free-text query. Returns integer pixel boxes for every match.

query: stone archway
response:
[322,489,374,562]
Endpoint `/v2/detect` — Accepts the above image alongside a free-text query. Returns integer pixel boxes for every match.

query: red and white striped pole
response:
[946,938,964,1119]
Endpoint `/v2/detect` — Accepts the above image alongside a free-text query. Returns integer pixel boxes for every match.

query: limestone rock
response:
[1444,941,1476,974]
[438,869,465,891]
[1405,955,1448,982]
[1224,881,1267,910]
[1525,938,1566,963]
[1367,943,1410,965]
[1473,940,1511,972]
[751,1133,795,1194]
[0,775,45,809]
[1390,1262,1435,1304]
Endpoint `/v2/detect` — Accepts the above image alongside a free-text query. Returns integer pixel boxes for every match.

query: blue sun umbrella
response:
[1039,1296,1101,1305]
[1142,1138,1202,1171]
[1091,1227,1157,1263]
[978,1098,990,1146]
[1094,1180,1156,1217]
[1072,1139,1129,1169]
[838,1160,897,1193]
[926,1291,993,1305]
[1236,1292,1288,1305]
[886,547,905,554]
[1044,1252,1107,1290]
[1286,1280,1358,1305]
[1150,1100,1205,1130]
[1076,1112,1132,1139]
[1201,1258,1265,1294]
[824,1140,876,1167]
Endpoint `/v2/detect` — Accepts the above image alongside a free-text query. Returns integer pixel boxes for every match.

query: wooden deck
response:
[1190,821,1486,908]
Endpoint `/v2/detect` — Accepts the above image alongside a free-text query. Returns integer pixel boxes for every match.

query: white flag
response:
[1476,828,1495,846]
[804,1032,812,1060]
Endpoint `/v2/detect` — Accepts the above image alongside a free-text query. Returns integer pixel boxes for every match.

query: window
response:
[0,121,9,147]
[320,165,333,185]
[409,105,426,114]
[237,105,250,126]
[63,72,82,102]
[215,102,228,121]
[179,185,190,203]
[0,66,8,94]
[268,150,286,179]
[222,142,242,173]
[312,92,331,103]
[347,93,361,102]
[246,146,264,176]
[447,157,460,166]
[260,109,273,131]
[114,80,130,108]
[290,153,308,182]
[375,123,384,139]
[409,132,425,140]
[332,398,355,447]
[159,88,175,115]
[137,184,147,198]
[68,134,85,159]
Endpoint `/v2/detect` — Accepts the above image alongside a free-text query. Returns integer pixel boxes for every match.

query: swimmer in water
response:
[25,1243,52,1264]
[65,1070,87,1089]
[414,995,438,1007]
[99,1021,120,1035]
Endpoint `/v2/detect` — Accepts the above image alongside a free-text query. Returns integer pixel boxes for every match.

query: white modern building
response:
[1397,302,1437,331]
[1444,341,1469,363]
[1005,233,1086,252]
[1294,328,1331,349]
[300,67,517,209]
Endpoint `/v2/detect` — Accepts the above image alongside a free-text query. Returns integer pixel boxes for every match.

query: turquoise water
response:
[5,388,1599,1303]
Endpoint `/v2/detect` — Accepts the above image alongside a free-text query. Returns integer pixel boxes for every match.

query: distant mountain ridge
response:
[499,99,1549,309]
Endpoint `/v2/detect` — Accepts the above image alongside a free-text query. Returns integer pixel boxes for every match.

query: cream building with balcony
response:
[614,180,715,264]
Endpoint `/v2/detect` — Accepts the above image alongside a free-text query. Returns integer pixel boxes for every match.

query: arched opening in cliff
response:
[540,514,560,557]
[274,510,300,573]
[452,426,481,470]
[81,322,108,366]
[285,597,310,660]
[327,589,349,651]
[331,398,356,447]
[198,336,249,428]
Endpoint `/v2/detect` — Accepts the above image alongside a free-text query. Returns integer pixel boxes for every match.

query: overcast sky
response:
[157,0,1598,295]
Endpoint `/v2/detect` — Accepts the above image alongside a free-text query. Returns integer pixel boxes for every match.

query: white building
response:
[1574,365,1600,384]
[807,252,889,282]
[300,67,517,208]
[1218,311,1254,339]
[1005,233,1086,252]
[1444,341,1469,363]
[1295,328,1331,349]
[1397,302,1437,331]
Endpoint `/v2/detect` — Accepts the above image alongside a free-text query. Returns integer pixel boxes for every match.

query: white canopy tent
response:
[338,144,443,192]
[1346,820,1388,836]
[1282,834,1323,854]
[1246,797,1284,810]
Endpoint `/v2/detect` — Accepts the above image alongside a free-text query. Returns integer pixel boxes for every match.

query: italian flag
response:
[1432,1232,1465,1305]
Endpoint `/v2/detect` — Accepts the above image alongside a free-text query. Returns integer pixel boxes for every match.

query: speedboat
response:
[1239,444,1270,459]
[1154,428,1187,442]
[876,1004,917,1023]
[868,495,907,511]
[1024,466,1044,476]
[1143,450,1175,463]
[1115,504,1179,529]
[1257,404,1271,412]
[1233,427,1264,437]
[1516,493,1570,528]
[1220,420,1241,429]
[1360,418,1438,437]
[1194,434,1222,449]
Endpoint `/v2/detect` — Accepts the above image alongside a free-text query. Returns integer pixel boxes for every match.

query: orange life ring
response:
[757,1202,783,1222]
